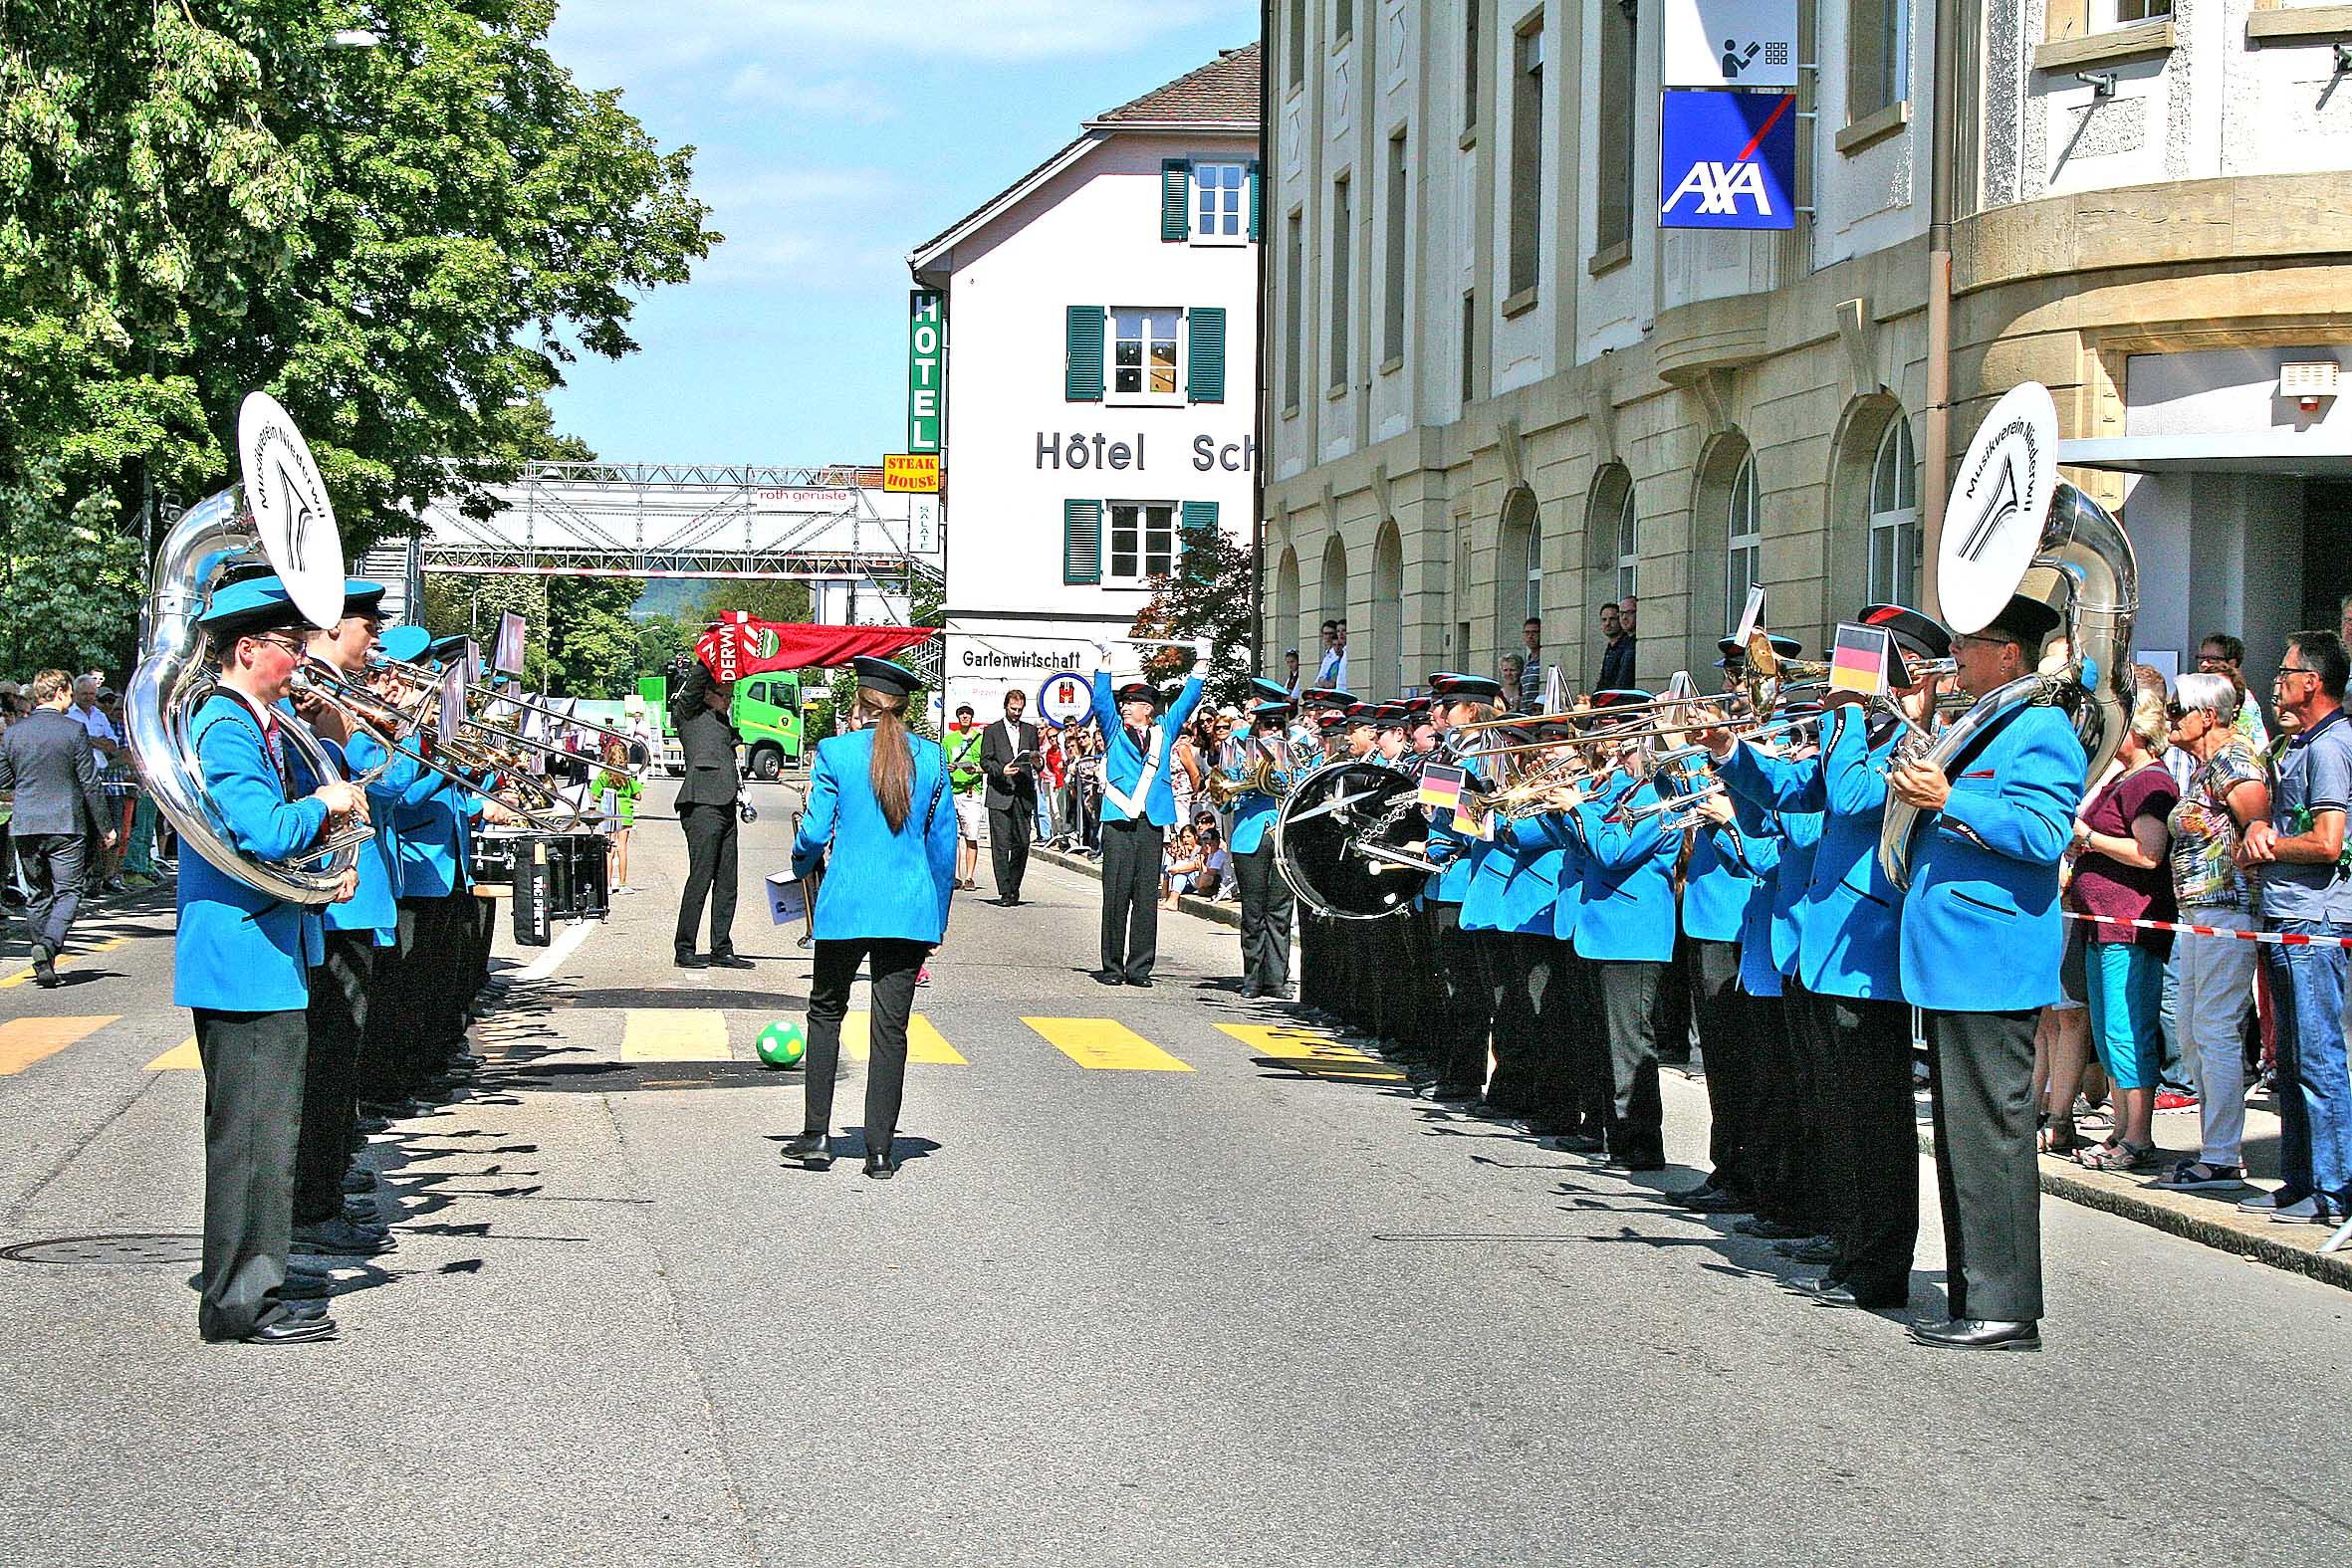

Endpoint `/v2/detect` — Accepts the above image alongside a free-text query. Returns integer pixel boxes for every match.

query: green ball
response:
[756,1019,807,1068]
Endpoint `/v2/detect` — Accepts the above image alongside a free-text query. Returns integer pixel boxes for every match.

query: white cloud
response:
[721,67,899,123]
[685,162,913,288]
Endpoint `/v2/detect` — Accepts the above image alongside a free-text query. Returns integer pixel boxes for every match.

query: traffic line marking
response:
[145,1036,202,1071]
[518,919,597,983]
[620,1009,732,1061]
[0,1015,119,1075]
[0,936,128,989]
[1215,1021,1406,1081]
[843,1011,967,1064]
[1023,1016,1193,1072]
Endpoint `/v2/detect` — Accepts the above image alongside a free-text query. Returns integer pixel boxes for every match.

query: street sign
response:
[1940,382,2060,635]
[907,290,944,455]
[883,453,941,493]
[1659,90,1797,231]
[1037,671,1094,730]
[1663,0,1798,88]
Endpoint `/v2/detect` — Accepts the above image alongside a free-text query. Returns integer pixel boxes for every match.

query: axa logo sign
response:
[1659,90,1797,231]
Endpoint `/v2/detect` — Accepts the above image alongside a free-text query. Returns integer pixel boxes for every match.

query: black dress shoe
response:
[340,1168,375,1195]
[1545,1131,1606,1153]
[1126,977,1153,989]
[1910,1317,2041,1351]
[1091,970,1123,986]
[1673,1184,1756,1214]
[293,1219,396,1256]
[1003,896,1023,908]
[708,953,755,970]
[1237,983,1263,1000]
[1773,1235,1841,1264]
[674,952,709,970]
[780,1131,832,1169]
[864,1148,899,1180]
[277,1271,334,1300]
[1804,1280,1908,1311]
[1735,1215,1812,1239]
[33,954,60,988]
[1603,1153,1668,1173]
[240,1315,338,1345]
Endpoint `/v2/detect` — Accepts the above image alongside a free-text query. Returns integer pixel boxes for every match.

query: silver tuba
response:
[125,393,368,904]
[1878,384,2138,889]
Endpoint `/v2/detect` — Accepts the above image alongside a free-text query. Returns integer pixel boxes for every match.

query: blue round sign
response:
[1036,671,1093,730]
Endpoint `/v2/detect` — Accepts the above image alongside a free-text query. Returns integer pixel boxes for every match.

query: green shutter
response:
[1063,499,1103,584]
[1179,501,1218,583]
[1064,306,1104,401]
[1186,307,1227,404]
[1161,158,1192,241]
[1248,160,1263,241]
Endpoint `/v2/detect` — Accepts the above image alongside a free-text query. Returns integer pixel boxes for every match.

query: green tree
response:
[631,612,694,680]
[1129,520,1252,709]
[0,0,716,616]
[0,461,146,679]
[691,577,812,626]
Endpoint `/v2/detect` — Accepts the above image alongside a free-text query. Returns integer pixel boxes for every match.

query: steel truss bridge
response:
[414,462,942,595]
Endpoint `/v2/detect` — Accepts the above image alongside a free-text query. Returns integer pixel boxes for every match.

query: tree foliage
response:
[1129,521,1253,709]
[0,459,146,678]
[0,0,717,667]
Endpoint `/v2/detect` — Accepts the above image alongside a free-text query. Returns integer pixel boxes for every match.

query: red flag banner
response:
[693,613,937,682]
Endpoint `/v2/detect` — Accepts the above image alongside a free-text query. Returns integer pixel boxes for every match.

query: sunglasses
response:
[2165,702,2200,725]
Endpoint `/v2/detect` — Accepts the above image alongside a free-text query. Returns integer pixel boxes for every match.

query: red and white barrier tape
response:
[2061,910,2352,948]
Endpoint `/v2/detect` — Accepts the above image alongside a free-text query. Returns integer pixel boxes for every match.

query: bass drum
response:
[1271,759,1433,921]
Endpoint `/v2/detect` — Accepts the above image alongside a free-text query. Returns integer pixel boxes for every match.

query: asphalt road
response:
[1,775,2347,1566]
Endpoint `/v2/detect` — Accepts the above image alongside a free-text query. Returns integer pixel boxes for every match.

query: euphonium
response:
[124,395,367,904]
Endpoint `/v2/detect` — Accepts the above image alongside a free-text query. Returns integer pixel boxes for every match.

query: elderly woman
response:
[2149,671,2269,1190]
[2067,673,2180,1172]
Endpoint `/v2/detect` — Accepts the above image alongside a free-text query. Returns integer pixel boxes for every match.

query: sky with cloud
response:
[541,0,1260,467]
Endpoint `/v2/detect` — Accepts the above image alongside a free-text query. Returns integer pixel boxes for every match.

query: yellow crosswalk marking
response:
[1215,1021,1406,1081]
[0,1015,118,1075]
[620,1009,731,1061]
[145,1036,202,1071]
[1024,1016,1193,1072]
[0,936,128,989]
[843,1011,967,1064]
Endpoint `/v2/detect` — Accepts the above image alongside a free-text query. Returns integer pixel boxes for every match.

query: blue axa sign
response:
[1659,90,1797,231]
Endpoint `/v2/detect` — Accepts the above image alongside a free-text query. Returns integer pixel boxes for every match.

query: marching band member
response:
[175,575,365,1345]
[1420,673,1507,1102]
[1543,723,1603,1149]
[1366,703,1417,1042]
[1565,693,1680,1170]
[1458,720,1529,1112]
[782,657,958,1179]
[1490,724,1578,1125]
[1227,701,1298,1000]
[1087,639,1210,987]
[1697,604,1948,1311]
[1887,595,2081,1351]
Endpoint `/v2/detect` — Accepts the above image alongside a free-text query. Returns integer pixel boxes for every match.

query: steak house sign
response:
[1034,431,1258,473]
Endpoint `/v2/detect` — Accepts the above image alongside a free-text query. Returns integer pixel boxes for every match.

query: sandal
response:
[2150,1159,2246,1191]
[2039,1117,2085,1156]
[2078,1139,2157,1172]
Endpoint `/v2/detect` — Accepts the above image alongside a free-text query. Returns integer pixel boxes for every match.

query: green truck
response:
[637,670,807,781]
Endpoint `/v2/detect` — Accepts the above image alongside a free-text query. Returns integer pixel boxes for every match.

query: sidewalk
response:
[1072,852,2352,1294]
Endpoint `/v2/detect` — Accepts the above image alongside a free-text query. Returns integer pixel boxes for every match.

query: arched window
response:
[1525,509,1544,624]
[1273,545,1300,668]
[1371,523,1405,698]
[1867,417,1920,605]
[1318,533,1350,689]
[1613,486,1638,601]
[1724,450,1761,633]
[1496,485,1540,653]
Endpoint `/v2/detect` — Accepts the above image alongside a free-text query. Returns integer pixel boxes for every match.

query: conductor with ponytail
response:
[781,658,958,1179]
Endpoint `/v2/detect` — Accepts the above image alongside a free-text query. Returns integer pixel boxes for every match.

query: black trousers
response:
[1480,930,1548,1113]
[1810,990,1919,1295]
[1098,817,1162,981]
[193,1006,308,1341]
[1554,948,1611,1135]
[14,831,85,957]
[1657,930,1696,1063]
[675,801,740,958]
[1690,938,1758,1195]
[1743,983,1800,1226]
[802,937,929,1155]
[1428,902,1493,1093]
[1781,979,1844,1235]
[1592,958,1666,1164]
[989,799,1034,901]
[1927,1008,2043,1322]
[1233,840,1294,995]
[294,933,374,1224]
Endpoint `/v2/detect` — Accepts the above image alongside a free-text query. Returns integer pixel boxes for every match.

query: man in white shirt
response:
[1314,619,1349,693]
[71,674,121,761]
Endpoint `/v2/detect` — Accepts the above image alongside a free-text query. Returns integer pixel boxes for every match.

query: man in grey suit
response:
[0,669,117,987]
[669,660,750,970]
[979,687,1041,906]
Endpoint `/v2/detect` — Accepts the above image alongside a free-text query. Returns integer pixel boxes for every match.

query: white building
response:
[910,46,1263,720]
[1262,0,2352,698]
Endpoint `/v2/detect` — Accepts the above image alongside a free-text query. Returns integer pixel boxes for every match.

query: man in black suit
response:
[669,661,750,970]
[979,687,1041,906]
[0,669,116,987]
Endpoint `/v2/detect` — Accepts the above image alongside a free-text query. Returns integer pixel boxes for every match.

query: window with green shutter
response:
[1179,501,1219,584]
[1186,308,1227,404]
[1063,499,1103,584]
[1249,161,1263,241]
[1161,159,1191,241]
[1065,306,1104,401]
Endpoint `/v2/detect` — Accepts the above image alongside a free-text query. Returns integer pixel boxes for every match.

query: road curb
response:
[1040,844,2350,1294]
[1034,844,1242,929]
